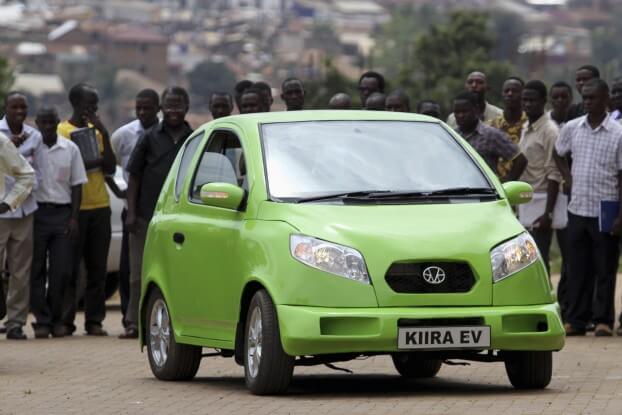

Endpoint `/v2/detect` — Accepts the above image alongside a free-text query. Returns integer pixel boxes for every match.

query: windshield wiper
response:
[295,190,393,203]
[295,188,496,203]
[364,187,498,199]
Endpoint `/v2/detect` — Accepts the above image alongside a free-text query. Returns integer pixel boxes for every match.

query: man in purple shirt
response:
[452,91,527,180]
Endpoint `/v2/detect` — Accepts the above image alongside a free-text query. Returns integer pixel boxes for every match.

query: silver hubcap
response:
[247,306,263,378]
[149,299,171,368]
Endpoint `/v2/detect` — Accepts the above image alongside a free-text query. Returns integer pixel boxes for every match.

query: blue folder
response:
[599,200,620,233]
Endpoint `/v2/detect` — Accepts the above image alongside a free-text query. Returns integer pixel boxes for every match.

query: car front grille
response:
[385,262,475,294]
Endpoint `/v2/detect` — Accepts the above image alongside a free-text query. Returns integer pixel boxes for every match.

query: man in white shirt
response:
[517,80,562,274]
[110,89,159,338]
[446,71,503,129]
[30,107,87,338]
[0,92,44,340]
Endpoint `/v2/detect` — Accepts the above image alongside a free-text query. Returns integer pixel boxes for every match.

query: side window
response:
[174,132,203,200]
[189,130,248,203]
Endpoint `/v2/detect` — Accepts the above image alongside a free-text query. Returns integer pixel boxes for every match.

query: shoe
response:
[586,322,596,332]
[616,326,622,336]
[594,324,613,337]
[118,327,138,339]
[51,325,66,338]
[33,326,51,339]
[0,325,6,334]
[564,323,586,336]
[64,325,75,336]
[85,325,108,336]
[6,327,27,340]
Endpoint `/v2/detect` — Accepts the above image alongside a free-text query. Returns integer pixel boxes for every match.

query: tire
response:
[244,289,294,395]
[145,288,202,381]
[504,351,552,389]
[391,353,443,378]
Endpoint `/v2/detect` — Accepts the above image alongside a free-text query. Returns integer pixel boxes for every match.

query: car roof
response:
[199,110,442,131]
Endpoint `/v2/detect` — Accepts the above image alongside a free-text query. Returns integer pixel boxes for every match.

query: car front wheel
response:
[391,353,443,378]
[146,288,202,381]
[244,289,294,395]
[504,351,552,389]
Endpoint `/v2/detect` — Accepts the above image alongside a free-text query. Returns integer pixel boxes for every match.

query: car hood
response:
[258,200,525,307]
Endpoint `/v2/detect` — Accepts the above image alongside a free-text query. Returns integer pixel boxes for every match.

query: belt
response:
[38,202,71,209]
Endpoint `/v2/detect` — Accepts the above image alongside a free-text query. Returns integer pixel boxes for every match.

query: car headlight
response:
[290,235,370,284]
[491,233,540,283]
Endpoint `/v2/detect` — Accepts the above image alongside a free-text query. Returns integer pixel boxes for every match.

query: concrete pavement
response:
[2,309,622,415]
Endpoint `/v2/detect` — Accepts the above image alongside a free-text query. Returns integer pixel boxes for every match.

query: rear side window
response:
[174,132,203,201]
[189,130,247,203]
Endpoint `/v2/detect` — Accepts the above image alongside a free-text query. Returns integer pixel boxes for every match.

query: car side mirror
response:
[199,182,245,210]
[502,181,533,206]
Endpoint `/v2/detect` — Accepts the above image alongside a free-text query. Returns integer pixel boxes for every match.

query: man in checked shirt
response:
[555,78,622,337]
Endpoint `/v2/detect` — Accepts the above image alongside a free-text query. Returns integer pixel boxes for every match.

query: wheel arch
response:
[234,279,274,364]
[140,281,164,349]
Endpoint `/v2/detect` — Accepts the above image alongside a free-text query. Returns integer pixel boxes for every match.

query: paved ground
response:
[3,280,622,414]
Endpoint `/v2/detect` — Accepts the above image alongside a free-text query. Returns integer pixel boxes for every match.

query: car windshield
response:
[261,121,492,201]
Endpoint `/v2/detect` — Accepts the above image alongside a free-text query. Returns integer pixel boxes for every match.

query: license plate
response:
[398,326,490,350]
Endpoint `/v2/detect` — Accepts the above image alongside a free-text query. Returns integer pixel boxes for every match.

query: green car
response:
[139,111,564,395]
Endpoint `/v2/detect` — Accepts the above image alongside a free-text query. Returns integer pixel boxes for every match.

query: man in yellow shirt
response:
[489,77,529,178]
[58,83,116,336]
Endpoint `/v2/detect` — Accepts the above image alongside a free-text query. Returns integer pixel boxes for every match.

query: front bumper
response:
[277,303,565,356]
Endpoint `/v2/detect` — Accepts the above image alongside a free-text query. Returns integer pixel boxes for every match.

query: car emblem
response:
[422,266,446,285]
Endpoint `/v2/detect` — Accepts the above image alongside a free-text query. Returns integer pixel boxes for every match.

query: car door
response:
[154,130,204,331]
[173,128,248,341]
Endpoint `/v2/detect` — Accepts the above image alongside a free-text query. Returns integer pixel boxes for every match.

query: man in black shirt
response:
[123,87,193,338]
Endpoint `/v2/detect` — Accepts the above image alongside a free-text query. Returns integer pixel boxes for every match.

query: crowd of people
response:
[1,63,622,340]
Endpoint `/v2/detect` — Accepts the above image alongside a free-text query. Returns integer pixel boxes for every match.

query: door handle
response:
[173,232,185,245]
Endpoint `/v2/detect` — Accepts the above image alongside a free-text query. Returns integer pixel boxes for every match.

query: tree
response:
[0,57,14,118]
[303,59,358,109]
[398,11,513,117]
[489,11,526,65]
[372,4,441,81]
[187,61,237,109]
[590,10,622,80]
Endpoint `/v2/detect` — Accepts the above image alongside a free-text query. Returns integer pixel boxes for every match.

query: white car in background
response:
[107,167,125,274]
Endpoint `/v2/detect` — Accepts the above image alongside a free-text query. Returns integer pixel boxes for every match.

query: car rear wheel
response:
[146,288,202,381]
[391,353,443,378]
[244,289,294,395]
[504,351,552,389]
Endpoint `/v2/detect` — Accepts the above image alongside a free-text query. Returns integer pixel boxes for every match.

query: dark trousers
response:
[31,206,73,328]
[555,228,570,320]
[529,227,553,276]
[63,207,111,331]
[565,213,620,330]
[119,209,130,327]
